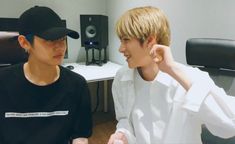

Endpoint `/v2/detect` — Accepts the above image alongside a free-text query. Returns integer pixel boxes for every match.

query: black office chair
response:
[186,38,235,144]
[0,33,28,67]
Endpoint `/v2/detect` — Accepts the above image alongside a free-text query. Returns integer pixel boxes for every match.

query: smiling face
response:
[116,7,171,67]
[119,37,153,68]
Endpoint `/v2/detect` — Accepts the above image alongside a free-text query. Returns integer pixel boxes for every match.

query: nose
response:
[119,44,125,53]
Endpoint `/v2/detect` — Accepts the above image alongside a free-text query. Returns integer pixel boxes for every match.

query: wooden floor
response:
[89,112,117,144]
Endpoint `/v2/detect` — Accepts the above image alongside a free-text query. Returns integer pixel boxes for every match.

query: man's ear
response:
[18,35,31,51]
[146,35,156,49]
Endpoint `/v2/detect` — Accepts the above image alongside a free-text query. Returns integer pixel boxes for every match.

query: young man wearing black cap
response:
[0,6,92,144]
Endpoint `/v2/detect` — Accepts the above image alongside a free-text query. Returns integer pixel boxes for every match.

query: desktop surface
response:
[62,61,122,82]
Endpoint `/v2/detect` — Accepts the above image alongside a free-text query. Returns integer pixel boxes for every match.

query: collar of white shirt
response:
[119,66,172,87]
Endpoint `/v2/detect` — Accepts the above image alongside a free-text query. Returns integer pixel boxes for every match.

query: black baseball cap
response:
[18,6,79,40]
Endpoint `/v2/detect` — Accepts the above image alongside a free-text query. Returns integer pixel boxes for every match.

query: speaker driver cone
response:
[85,25,96,38]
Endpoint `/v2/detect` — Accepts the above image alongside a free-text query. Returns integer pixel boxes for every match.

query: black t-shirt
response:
[0,63,92,144]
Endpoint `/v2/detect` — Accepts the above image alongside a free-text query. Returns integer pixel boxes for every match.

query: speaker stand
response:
[85,47,107,66]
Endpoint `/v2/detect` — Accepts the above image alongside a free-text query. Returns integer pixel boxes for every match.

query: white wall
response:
[0,0,107,63]
[2,0,235,64]
[106,0,235,96]
[1,0,235,95]
[107,0,235,65]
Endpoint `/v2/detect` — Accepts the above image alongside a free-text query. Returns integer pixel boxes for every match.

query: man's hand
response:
[107,132,128,144]
[149,44,176,74]
[150,44,192,90]
[72,138,88,144]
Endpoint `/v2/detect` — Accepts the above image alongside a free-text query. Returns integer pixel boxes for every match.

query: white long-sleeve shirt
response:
[112,63,235,144]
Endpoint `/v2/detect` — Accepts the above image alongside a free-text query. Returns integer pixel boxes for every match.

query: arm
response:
[71,79,92,142]
[173,71,235,138]
[150,44,192,91]
[179,76,235,138]
[151,44,235,138]
[197,87,235,138]
[107,74,136,144]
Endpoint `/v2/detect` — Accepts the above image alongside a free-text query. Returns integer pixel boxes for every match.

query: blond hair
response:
[116,6,171,46]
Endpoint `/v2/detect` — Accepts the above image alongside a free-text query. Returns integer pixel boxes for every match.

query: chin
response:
[128,63,137,69]
[50,60,63,66]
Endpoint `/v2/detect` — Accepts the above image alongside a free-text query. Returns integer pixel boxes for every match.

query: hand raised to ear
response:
[149,44,176,74]
[150,44,192,90]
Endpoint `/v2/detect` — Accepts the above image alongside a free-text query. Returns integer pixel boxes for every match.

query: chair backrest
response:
[0,32,28,67]
[0,18,28,68]
[186,38,235,82]
[186,38,235,144]
[186,38,235,93]
[186,38,235,70]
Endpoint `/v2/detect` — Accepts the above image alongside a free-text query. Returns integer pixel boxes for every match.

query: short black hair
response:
[25,34,34,45]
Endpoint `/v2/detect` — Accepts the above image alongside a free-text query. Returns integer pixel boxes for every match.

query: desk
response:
[62,61,122,112]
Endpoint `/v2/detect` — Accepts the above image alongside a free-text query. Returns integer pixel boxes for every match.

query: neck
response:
[24,62,60,86]
[137,62,159,81]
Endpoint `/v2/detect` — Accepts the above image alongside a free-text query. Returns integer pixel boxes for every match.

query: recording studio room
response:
[1,0,235,144]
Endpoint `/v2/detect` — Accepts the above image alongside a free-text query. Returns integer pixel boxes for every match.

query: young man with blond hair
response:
[108,6,235,144]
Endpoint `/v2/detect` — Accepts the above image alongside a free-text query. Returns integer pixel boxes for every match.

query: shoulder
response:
[59,66,90,99]
[114,65,134,81]
[116,65,134,77]
[0,64,22,78]
[58,67,91,103]
[116,65,129,75]
[60,66,87,85]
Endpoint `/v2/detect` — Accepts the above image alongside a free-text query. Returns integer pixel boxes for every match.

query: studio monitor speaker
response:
[80,15,108,49]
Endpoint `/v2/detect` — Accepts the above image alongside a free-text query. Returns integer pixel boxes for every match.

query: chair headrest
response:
[186,38,235,70]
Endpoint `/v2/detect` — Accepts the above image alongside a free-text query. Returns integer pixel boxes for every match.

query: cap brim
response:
[37,27,79,40]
